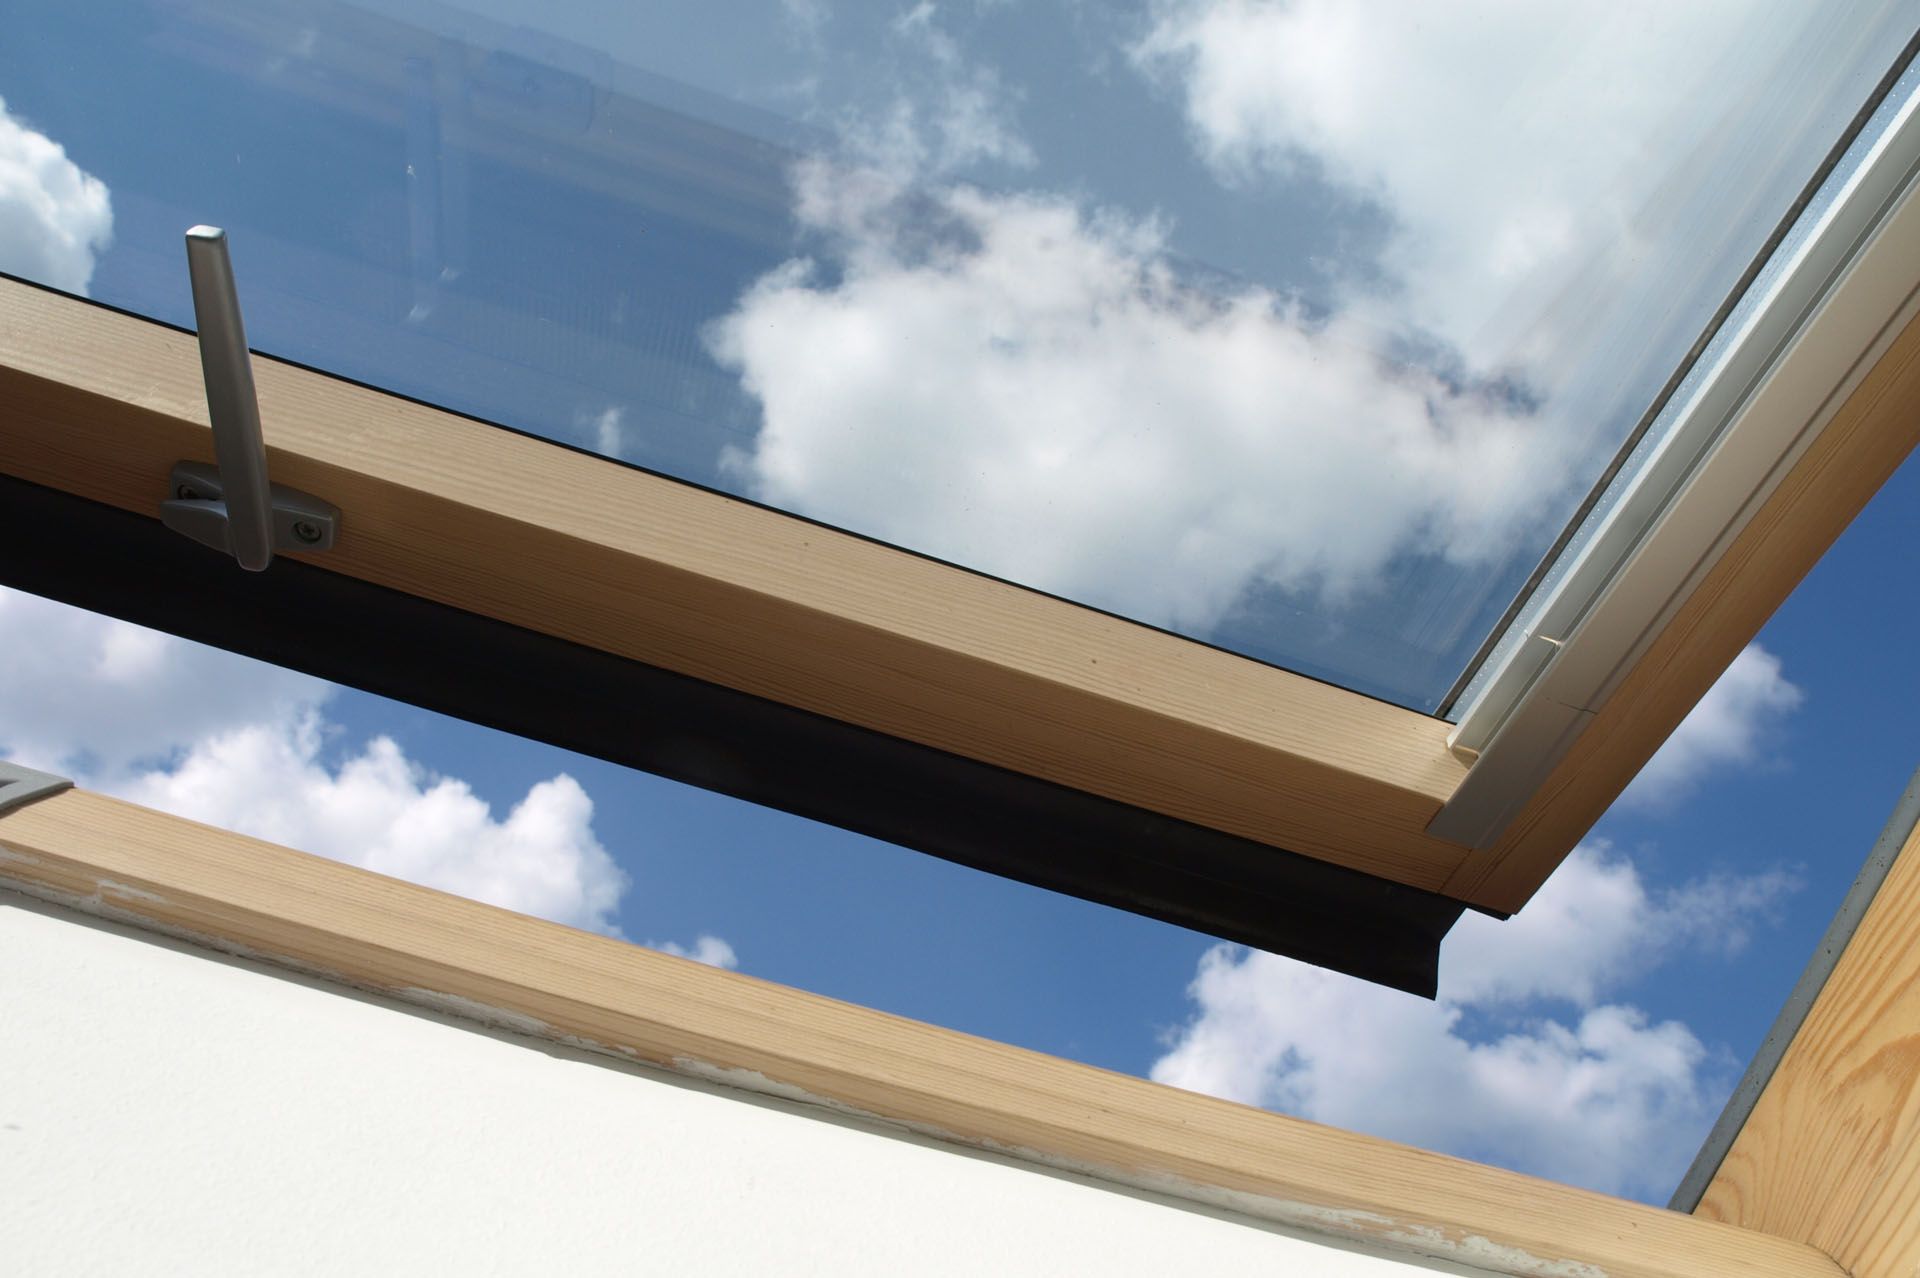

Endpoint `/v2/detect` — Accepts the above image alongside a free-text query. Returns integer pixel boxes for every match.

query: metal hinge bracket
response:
[0,761,74,817]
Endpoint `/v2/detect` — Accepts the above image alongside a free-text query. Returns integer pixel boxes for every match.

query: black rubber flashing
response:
[0,474,1466,994]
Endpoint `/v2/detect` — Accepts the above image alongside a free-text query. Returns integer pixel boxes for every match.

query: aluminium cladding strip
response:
[1434,53,1920,902]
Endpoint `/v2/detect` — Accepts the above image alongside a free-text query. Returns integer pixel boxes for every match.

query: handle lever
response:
[160,226,339,571]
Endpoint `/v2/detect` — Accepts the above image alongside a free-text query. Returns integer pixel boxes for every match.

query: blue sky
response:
[3,0,1919,1206]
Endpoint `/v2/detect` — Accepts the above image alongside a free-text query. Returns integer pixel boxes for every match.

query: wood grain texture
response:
[0,788,1843,1278]
[1446,304,1920,911]
[9,273,1913,912]
[0,277,1470,890]
[1696,819,1920,1278]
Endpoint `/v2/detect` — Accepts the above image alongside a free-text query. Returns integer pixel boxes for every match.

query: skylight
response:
[5,0,1912,711]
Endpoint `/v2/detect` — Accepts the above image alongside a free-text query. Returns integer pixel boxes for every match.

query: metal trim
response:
[1434,61,1920,847]
[1439,29,1920,718]
[0,761,74,817]
[1668,765,1920,1212]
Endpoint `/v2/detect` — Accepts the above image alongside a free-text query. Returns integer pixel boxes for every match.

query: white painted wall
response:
[1,892,1489,1277]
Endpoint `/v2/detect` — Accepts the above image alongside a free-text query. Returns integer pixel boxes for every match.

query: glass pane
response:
[1,1,1912,708]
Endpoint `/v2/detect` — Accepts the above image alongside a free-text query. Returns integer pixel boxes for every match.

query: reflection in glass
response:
[1,1,1912,708]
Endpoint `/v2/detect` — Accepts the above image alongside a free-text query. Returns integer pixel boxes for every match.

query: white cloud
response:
[0,588,734,953]
[711,168,1571,631]
[654,935,740,970]
[0,587,325,782]
[1151,845,1796,1198]
[117,713,629,934]
[1619,644,1803,810]
[1130,0,1799,376]
[827,2,1035,179]
[721,3,1843,633]
[709,1,1869,670]
[576,405,629,459]
[1439,848,1797,1007]
[0,96,113,296]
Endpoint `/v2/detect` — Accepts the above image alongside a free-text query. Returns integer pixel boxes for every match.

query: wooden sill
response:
[0,787,1845,1278]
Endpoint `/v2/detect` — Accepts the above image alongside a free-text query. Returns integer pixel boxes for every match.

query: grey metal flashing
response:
[1668,765,1920,1212]
[0,761,74,817]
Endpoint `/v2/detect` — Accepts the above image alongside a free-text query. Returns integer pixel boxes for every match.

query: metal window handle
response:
[159,226,339,571]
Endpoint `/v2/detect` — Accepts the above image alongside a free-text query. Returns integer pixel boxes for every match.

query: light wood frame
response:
[1694,805,1920,1277]
[0,278,1912,924]
[0,786,1844,1278]
[0,278,1465,889]
[1,276,1916,917]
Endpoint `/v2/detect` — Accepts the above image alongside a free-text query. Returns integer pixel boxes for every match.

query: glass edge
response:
[1437,23,1920,722]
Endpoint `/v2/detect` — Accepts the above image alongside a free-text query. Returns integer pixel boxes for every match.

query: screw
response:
[176,484,196,500]
[292,520,323,544]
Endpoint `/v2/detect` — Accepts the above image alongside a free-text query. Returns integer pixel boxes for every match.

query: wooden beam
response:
[6,270,1915,916]
[0,275,1472,892]
[0,788,1845,1278]
[0,472,1465,994]
[1695,814,1920,1278]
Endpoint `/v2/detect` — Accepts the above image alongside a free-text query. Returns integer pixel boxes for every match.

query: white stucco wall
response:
[1,891,1491,1277]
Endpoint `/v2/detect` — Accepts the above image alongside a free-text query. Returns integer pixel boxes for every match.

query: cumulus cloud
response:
[576,405,630,459]
[829,2,1035,179]
[118,713,628,933]
[0,96,113,295]
[711,167,1571,630]
[1619,644,1804,810]
[710,0,1879,665]
[712,5,1667,632]
[0,587,325,783]
[0,588,723,947]
[1131,0,1802,376]
[1151,845,1797,1198]
[653,935,741,969]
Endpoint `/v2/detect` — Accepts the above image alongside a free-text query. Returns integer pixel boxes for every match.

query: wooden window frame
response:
[0,785,1846,1278]
[1690,775,1920,1277]
[2,273,1918,984]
